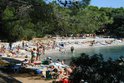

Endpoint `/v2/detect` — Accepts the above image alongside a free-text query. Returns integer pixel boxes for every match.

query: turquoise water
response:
[43,45,124,63]
[73,45,124,60]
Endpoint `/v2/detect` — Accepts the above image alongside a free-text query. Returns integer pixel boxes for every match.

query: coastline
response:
[1,38,124,83]
[45,42,124,55]
[1,38,124,61]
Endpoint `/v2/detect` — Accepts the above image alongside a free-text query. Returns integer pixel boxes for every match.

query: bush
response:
[69,53,124,83]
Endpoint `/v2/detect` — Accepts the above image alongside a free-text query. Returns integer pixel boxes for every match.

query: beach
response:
[1,37,124,83]
[13,74,53,83]
[45,37,124,55]
[1,37,124,62]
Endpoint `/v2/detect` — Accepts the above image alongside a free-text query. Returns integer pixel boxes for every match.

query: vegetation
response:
[70,53,124,83]
[0,0,124,42]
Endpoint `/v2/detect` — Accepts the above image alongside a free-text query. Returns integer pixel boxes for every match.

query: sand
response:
[15,77,53,83]
[11,73,54,83]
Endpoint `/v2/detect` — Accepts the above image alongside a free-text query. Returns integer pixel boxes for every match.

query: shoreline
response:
[1,38,124,62]
[45,43,124,55]
[1,38,124,83]
[2,43,124,63]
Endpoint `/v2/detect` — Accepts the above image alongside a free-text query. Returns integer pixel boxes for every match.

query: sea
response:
[41,45,124,64]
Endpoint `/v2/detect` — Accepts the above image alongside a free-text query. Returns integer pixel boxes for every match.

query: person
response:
[62,72,69,83]
[9,42,12,50]
[61,59,66,65]
[66,67,73,75]
[21,59,28,67]
[1,45,5,53]
[36,46,42,61]
[46,67,52,79]
[56,59,61,64]
[58,71,64,81]
[17,45,20,53]
[42,45,45,55]
[59,43,66,53]
[31,48,37,63]
[63,77,69,83]
[50,65,59,79]
[52,41,56,49]
[70,46,74,53]
[22,41,25,49]
[49,59,53,64]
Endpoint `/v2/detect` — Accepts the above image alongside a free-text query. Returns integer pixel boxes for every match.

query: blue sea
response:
[42,45,124,64]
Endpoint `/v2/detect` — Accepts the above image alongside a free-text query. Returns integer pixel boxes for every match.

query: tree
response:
[0,0,34,42]
[105,8,124,37]
[1,0,124,42]
[57,0,91,8]
[0,0,47,42]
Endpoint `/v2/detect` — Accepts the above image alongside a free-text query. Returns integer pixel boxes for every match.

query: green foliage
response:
[70,53,124,83]
[57,0,91,8]
[105,8,124,37]
[3,7,15,20]
[0,0,124,42]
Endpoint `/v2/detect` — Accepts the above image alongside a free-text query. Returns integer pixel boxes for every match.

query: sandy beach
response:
[15,78,52,83]
[1,37,124,83]
[44,38,124,55]
[14,75,53,83]
[1,37,124,62]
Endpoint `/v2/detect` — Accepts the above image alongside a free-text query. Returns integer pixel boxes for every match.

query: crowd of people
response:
[38,57,75,83]
[30,43,45,63]
[1,37,124,83]
[22,56,73,83]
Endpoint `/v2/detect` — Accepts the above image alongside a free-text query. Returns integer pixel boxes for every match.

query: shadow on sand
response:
[0,71,22,83]
[0,57,23,83]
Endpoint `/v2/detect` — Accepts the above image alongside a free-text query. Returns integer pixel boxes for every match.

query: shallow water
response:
[41,45,124,64]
